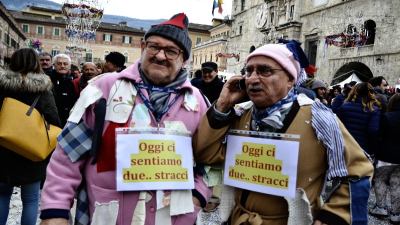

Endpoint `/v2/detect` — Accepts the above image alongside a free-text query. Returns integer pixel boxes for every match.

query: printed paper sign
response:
[116,129,194,191]
[224,134,299,198]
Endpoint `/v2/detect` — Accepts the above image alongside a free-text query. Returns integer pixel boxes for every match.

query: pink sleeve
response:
[194,174,212,202]
[40,146,87,210]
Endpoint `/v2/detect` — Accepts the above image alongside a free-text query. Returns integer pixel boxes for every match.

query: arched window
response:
[364,20,376,45]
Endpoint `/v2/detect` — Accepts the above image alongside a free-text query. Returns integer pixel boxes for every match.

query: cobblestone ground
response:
[6,187,393,225]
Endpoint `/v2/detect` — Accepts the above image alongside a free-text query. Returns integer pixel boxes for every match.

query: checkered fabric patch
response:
[57,122,93,163]
[74,184,90,225]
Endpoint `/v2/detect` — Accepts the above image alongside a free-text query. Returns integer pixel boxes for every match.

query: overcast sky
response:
[51,0,233,25]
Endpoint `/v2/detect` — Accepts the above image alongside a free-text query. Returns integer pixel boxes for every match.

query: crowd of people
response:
[0,12,398,225]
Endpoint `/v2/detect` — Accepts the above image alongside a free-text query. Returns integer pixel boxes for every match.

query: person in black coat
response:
[50,54,78,126]
[370,93,400,223]
[0,48,61,225]
[192,62,224,103]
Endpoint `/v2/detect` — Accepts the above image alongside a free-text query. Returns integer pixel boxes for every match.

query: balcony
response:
[339,44,374,58]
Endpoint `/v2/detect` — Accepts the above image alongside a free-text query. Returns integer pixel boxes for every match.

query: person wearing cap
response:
[39,13,211,225]
[103,51,127,73]
[193,43,373,225]
[192,61,224,103]
[311,79,328,105]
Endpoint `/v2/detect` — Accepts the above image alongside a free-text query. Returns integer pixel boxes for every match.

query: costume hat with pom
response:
[144,13,191,61]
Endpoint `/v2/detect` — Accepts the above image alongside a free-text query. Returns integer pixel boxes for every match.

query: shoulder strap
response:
[26,95,41,116]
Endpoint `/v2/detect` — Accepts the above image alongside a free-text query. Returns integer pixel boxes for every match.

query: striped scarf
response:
[311,101,348,180]
[139,66,188,118]
[251,89,297,130]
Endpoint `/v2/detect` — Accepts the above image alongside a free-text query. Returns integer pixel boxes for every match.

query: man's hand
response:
[215,75,248,112]
[40,218,69,225]
[192,196,201,207]
[313,220,328,225]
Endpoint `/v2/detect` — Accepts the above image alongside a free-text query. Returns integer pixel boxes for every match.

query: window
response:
[241,0,245,11]
[37,26,44,35]
[305,37,318,65]
[5,34,10,45]
[11,39,17,48]
[123,36,131,44]
[289,5,294,19]
[85,52,93,62]
[364,20,376,45]
[22,24,29,33]
[53,28,60,36]
[124,52,128,63]
[51,49,60,56]
[103,34,112,42]
[239,26,243,35]
[270,7,275,24]
[210,54,213,62]
[104,50,110,59]
[196,37,201,45]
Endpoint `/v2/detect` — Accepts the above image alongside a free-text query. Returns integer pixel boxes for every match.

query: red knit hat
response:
[144,13,192,61]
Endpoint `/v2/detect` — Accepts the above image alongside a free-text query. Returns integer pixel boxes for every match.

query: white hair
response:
[53,54,72,67]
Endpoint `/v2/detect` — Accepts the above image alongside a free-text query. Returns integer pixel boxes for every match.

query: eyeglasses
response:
[245,65,284,78]
[244,65,284,78]
[145,41,182,60]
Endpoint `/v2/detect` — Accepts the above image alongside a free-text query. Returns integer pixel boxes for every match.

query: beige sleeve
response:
[193,114,230,165]
[320,119,374,224]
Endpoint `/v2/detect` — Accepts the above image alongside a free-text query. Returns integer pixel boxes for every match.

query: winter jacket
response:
[192,76,224,103]
[40,61,212,225]
[49,69,78,126]
[376,106,400,163]
[373,87,388,111]
[0,70,61,185]
[193,99,373,225]
[331,94,346,113]
[337,99,380,154]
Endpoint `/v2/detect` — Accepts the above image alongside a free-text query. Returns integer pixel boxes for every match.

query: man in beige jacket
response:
[194,42,373,225]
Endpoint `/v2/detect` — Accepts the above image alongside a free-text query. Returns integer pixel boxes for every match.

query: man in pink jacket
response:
[40,13,211,225]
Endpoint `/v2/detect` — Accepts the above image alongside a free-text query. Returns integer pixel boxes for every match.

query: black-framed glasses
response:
[145,41,182,60]
[244,65,284,78]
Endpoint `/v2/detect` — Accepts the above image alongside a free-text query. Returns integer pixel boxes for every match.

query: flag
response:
[218,0,223,14]
[212,0,218,16]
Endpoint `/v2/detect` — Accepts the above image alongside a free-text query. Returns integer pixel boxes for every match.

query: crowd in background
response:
[0,37,399,224]
[0,49,127,225]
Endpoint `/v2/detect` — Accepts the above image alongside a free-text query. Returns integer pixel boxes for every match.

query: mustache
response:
[150,57,169,66]
[247,84,263,91]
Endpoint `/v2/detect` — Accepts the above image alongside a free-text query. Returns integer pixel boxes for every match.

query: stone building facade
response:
[192,18,231,73]
[10,6,145,66]
[10,6,212,68]
[227,0,301,74]
[300,0,400,86]
[0,2,26,67]
[227,0,400,85]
